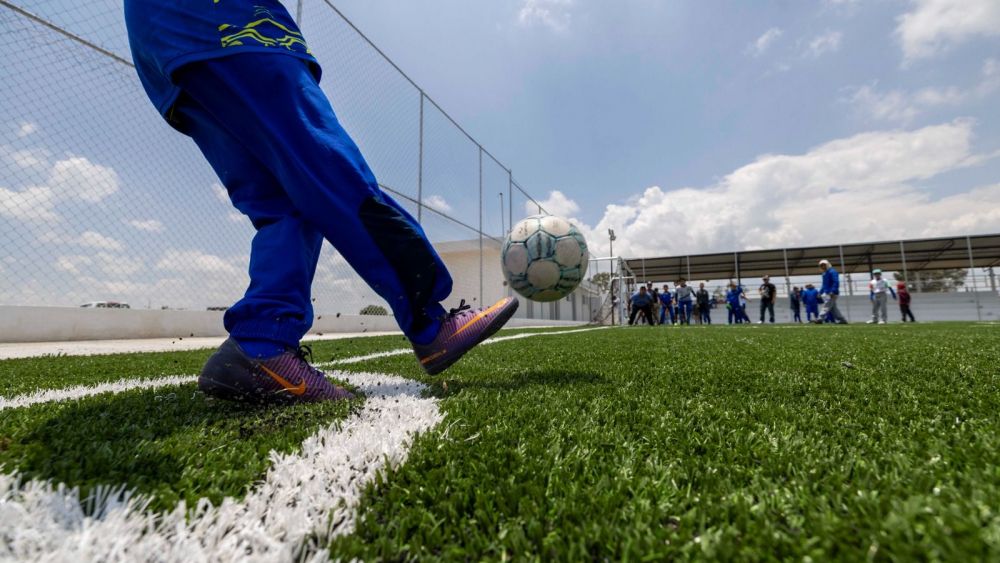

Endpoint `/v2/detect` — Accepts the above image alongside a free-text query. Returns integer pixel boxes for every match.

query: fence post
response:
[479,147,484,307]
[417,91,424,223]
[839,245,850,321]
[295,0,303,25]
[782,248,791,294]
[899,240,908,285]
[967,235,982,321]
[507,172,513,237]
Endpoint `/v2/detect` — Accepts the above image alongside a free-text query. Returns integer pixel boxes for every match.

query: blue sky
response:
[1,0,999,308]
[329,0,1000,257]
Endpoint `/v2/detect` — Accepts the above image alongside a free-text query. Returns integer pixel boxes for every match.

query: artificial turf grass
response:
[0,383,361,513]
[329,323,1000,561]
[2,323,998,559]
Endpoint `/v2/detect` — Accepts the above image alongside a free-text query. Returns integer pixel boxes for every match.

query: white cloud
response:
[7,148,48,169]
[552,120,998,260]
[16,122,38,138]
[76,231,124,251]
[95,252,144,276]
[897,0,1000,62]
[156,249,242,276]
[805,31,842,58]
[748,28,783,57]
[126,219,165,233]
[48,157,120,203]
[424,194,453,214]
[849,59,1000,123]
[527,189,579,218]
[517,0,573,33]
[212,182,230,204]
[0,186,59,221]
[39,230,125,251]
[54,255,93,275]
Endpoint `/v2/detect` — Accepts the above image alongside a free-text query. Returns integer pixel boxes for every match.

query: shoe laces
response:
[292,344,325,377]
[446,299,472,318]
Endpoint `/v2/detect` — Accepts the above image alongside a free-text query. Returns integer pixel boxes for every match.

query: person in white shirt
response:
[867,269,896,324]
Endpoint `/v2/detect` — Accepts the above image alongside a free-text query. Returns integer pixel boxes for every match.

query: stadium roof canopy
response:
[623,233,1000,282]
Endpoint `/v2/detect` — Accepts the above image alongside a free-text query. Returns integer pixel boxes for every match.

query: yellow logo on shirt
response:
[217,6,311,54]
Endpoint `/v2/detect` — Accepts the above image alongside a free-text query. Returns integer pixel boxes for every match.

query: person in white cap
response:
[867,268,896,324]
[813,259,848,324]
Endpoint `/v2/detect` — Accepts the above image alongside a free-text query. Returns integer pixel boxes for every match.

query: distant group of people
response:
[627,278,714,326]
[628,259,918,326]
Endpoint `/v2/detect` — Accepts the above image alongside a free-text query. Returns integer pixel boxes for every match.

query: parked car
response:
[79,301,131,309]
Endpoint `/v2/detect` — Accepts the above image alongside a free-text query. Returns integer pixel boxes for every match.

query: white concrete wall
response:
[0,306,586,343]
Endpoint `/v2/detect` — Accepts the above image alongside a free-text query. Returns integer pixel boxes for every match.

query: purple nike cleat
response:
[199,338,354,404]
[413,297,519,375]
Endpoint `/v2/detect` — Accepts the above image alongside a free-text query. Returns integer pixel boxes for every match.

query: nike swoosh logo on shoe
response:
[258,364,307,396]
[449,299,509,341]
[420,349,448,365]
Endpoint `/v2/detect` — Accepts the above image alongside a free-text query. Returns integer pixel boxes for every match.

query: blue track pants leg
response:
[172,54,452,346]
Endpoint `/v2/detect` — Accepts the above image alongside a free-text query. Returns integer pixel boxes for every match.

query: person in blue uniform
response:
[813,260,847,324]
[801,284,820,322]
[124,0,518,403]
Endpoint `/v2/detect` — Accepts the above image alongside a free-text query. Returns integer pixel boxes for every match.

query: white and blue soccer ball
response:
[502,215,589,302]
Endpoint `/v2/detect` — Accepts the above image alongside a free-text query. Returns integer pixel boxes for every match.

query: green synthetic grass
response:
[2,323,999,560]
[330,324,1000,561]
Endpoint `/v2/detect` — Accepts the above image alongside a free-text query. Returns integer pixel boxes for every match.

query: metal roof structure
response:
[623,233,1000,283]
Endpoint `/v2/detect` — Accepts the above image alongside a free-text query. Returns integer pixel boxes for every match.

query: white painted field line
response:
[0,375,197,411]
[318,325,609,367]
[0,371,441,562]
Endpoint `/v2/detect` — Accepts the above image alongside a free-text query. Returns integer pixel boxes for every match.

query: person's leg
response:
[173,100,351,402]
[629,305,639,325]
[759,300,766,323]
[830,296,848,323]
[175,100,323,353]
[173,55,452,344]
[767,301,775,323]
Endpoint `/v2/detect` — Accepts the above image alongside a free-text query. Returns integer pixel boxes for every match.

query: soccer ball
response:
[501,215,589,302]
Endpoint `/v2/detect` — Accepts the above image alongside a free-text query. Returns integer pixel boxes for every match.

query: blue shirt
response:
[125,0,320,123]
[658,291,672,306]
[631,292,653,307]
[821,267,840,295]
[725,288,741,306]
[802,288,820,306]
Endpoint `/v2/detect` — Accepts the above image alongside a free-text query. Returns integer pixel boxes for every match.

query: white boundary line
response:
[0,371,441,561]
[0,375,197,411]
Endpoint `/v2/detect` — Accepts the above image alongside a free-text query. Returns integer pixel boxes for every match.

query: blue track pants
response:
[172,54,451,347]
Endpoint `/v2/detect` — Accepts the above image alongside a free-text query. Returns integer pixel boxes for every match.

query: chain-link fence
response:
[0,0,602,323]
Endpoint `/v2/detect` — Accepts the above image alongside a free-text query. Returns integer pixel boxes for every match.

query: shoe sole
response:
[423,299,520,375]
